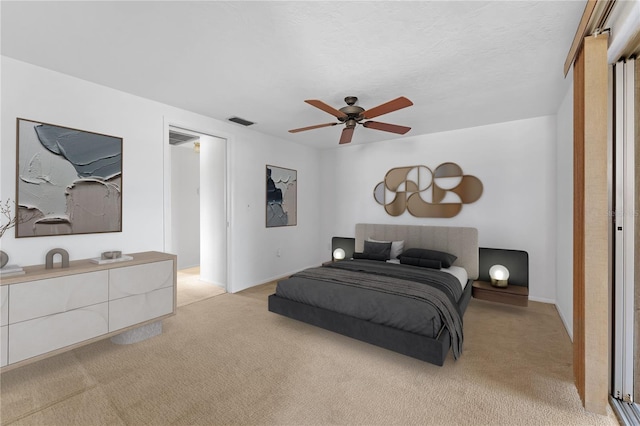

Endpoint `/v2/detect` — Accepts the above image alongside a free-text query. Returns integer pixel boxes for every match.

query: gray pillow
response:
[353,252,388,261]
[399,256,442,269]
[367,238,405,259]
[400,248,457,268]
[363,240,392,260]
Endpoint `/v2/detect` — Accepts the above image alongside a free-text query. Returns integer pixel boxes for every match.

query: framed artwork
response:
[15,118,123,237]
[266,165,297,227]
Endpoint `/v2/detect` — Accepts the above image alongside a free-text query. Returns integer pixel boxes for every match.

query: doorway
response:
[168,126,228,306]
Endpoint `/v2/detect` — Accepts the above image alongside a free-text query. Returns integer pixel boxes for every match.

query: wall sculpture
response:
[373,162,482,218]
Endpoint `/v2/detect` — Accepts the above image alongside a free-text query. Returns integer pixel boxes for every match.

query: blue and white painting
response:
[266,165,297,227]
[16,118,122,237]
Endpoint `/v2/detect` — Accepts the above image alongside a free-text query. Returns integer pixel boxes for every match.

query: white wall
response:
[1,57,323,293]
[170,143,200,270]
[0,55,565,302]
[555,73,574,339]
[1,57,165,262]
[225,131,322,291]
[320,116,558,302]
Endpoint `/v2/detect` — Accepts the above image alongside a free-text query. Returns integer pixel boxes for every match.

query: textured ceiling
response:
[1,1,585,149]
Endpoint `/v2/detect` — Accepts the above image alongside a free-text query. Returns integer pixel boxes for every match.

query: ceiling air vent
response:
[228,116,254,126]
[169,130,199,145]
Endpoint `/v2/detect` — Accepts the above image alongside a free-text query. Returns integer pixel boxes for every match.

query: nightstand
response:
[472,281,529,307]
[474,247,529,307]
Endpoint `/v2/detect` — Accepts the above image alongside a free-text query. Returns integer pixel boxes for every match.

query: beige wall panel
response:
[574,34,609,415]
[574,43,586,401]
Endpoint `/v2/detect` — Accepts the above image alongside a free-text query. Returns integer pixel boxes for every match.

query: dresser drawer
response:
[109,260,173,300]
[8,302,108,364]
[1,325,7,367]
[9,271,108,324]
[109,287,173,332]
[1,286,7,327]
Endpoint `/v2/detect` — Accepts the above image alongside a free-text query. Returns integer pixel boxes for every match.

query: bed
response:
[268,224,479,366]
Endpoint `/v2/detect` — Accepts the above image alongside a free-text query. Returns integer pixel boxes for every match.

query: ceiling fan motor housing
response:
[339,97,365,123]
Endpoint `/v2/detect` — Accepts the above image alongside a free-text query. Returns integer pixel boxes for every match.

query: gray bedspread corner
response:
[326,260,463,309]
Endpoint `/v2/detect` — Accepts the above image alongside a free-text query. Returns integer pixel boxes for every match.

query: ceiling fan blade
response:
[305,100,348,119]
[289,122,338,133]
[363,121,411,134]
[339,127,355,144]
[361,96,413,119]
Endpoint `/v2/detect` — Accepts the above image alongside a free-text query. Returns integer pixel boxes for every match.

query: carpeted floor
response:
[0,282,619,425]
[176,267,226,307]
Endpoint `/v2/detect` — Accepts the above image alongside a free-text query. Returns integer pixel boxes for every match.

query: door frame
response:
[162,118,234,292]
[612,58,636,403]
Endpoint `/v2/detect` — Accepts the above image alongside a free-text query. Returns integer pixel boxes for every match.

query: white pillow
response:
[367,238,404,259]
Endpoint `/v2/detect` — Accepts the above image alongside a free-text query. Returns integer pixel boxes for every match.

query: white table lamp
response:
[489,264,510,287]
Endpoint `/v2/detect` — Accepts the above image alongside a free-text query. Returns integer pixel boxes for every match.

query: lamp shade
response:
[489,264,509,287]
[331,237,355,261]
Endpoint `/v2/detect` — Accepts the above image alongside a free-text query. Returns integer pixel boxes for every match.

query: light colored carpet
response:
[0,282,619,425]
[177,267,226,307]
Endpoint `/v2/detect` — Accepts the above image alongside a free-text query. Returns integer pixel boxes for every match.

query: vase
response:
[0,250,8,269]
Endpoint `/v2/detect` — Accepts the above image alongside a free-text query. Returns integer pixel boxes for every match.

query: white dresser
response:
[0,251,176,371]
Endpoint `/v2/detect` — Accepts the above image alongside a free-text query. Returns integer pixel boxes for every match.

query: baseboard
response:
[528,296,556,304]
[231,263,321,293]
[555,304,574,341]
[177,263,200,271]
[529,297,573,340]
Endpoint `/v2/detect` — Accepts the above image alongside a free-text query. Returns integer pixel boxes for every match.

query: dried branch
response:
[0,199,20,239]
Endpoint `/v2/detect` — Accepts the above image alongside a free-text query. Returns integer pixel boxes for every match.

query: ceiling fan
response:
[289,96,413,145]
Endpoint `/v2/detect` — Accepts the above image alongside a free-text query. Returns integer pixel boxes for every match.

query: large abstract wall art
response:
[373,162,483,218]
[16,118,123,237]
[266,165,297,227]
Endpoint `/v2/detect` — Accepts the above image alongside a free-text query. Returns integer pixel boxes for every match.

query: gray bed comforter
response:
[275,260,464,359]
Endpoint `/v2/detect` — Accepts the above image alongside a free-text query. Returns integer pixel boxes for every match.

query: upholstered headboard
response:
[355,223,479,279]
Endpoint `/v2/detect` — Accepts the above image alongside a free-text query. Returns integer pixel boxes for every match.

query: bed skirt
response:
[268,279,473,366]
